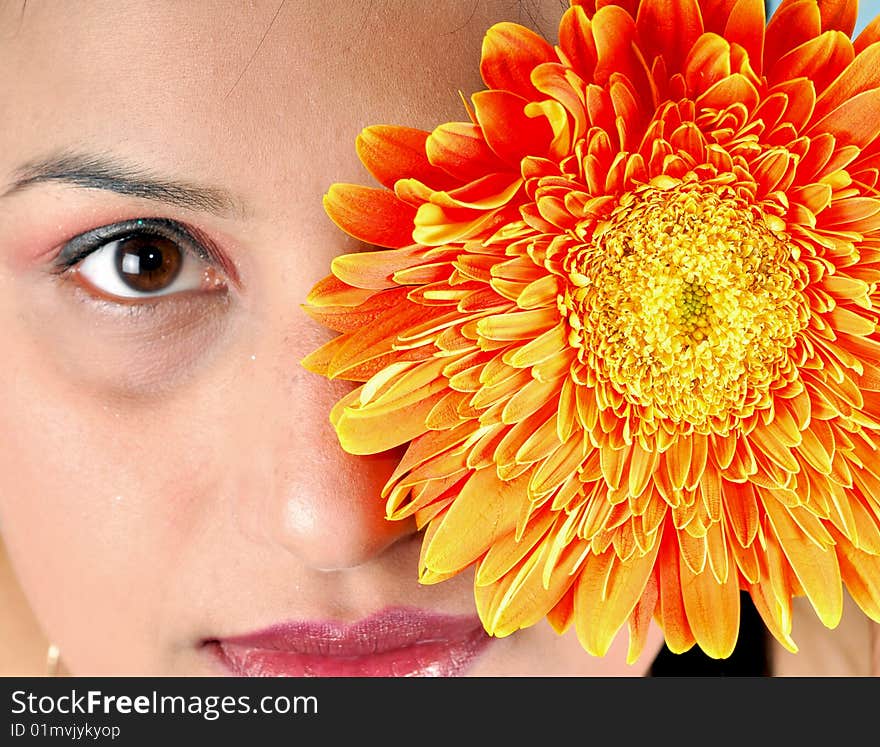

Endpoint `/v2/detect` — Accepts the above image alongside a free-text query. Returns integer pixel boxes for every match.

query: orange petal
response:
[657,522,696,653]
[501,376,561,425]
[412,201,515,246]
[684,33,732,96]
[600,443,631,491]
[700,0,739,33]
[330,246,428,290]
[545,586,576,634]
[855,15,880,53]
[471,90,554,165]
[698,463,723,523]
[763,495,844,627]
[592,4,651,91]
[480,22,557,99]
[711,431,738,470]
[724,0,765,74]
[487,538,586,636]
[635,0,703,75]
[724,480,760,547]
[679,544,741,659]
[626,569,659,664]
[809,87,880,150]
[822,194,880,226]
[813,40,880,124]
[697,73,760,111]
[609,78,647,149]
[835,538,880,623]
[302,336,427,381]
[323,302,443,378]
[476,307,558,341]
[769,31,854,94]
[665,437,692,491]
[558,5,596,81]
[323,184,416,248]
[530,435,589,497]
[422,467,526,575]
[417,509,457,582]
[764,0,822,70]
[388,421,475,487]
[817,0,858,36]
[705,519,730,584]
[770,78,817,133]
[849,497,880,554]
[532,63,589,144]
[356,125,459,190]
[574,538,661,657]
[826,304,876,336]
[628,441,660,498]
[687,433,709,491]
[515,274,562,311]
[304,273,373,308]
[678,525,707,574]
[429,172,523,210]
[730,537,760,584]
[425,122,510,181]
[749,573,798,653]
[747,425,799,472]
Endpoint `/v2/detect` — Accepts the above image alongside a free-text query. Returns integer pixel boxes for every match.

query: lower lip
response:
[208,607,493,677]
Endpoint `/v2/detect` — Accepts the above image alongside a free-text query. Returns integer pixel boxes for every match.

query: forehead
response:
[0,0,517,202]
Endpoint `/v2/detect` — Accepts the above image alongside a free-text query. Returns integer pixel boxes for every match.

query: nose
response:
[228,312,417,572]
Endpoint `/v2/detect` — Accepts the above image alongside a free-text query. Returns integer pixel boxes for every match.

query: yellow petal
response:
[626,570,659,665]
[763,495,844,628]
[476,511,557,586]
[422,468,526,574]
[835,538,880,623]
[488,539,587,637]
[679,545,741,659]
[574,538,661,657]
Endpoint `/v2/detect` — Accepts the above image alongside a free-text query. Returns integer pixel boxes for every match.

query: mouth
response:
[206,606,493,677]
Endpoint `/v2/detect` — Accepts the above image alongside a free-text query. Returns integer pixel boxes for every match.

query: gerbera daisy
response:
[302,0,880,661]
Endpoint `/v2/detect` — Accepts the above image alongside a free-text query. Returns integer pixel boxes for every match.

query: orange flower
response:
[303,0,880,661]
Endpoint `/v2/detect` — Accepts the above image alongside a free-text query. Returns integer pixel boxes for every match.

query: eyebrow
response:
[2,152,242,217]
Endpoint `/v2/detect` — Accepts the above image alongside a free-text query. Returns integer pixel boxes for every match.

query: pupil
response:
[140,247,164,272]
[114,235,183,292]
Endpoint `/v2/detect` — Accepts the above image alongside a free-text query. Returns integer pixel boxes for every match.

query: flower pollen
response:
[565,180,808,429]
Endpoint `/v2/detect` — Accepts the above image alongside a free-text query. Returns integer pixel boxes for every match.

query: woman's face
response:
[0,0,663,675]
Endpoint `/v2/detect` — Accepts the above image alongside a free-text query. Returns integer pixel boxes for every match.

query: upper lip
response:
[207,606,493,677]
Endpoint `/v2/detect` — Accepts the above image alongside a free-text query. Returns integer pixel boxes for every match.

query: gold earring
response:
[46,643,60,677]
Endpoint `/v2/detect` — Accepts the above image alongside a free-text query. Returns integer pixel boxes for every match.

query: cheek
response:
[0,321,216,673]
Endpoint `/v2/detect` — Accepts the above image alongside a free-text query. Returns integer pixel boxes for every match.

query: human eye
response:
[54,218,227,301]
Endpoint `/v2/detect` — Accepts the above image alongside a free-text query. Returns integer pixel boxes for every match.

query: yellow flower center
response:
[562,181,807,429]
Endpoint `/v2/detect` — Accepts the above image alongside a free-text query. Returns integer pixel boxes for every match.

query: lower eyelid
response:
[67,278,230,321]
[63,267,228,311]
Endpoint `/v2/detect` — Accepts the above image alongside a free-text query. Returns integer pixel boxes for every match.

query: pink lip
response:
[208,607,493,677]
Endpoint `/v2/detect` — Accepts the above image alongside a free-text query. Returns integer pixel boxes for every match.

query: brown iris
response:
[113,235,183,293]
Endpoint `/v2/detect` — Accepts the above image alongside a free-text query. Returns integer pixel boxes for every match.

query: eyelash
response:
[51,218,227,300]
